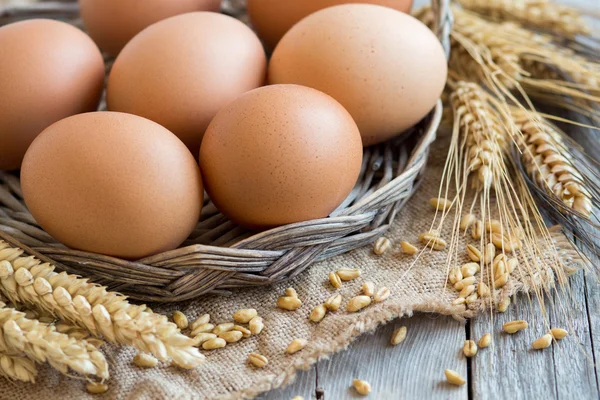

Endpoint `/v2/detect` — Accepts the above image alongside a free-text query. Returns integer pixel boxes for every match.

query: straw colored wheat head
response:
[513,110,593,218]
[457,0,591,38]
[0,242,205,369]
[450,81,508,190]
[0,302,108,381]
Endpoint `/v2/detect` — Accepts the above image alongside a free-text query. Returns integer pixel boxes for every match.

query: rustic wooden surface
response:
[259,0,600,398]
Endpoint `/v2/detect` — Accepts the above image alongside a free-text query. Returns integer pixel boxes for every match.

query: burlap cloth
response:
[0,132,577,400]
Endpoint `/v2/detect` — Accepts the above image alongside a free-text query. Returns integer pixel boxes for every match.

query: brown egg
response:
[21,112,203,259]
[0,19,104,171]
[269,4,447,147]
[247,0,413,50]
[107,12,266,154]
[79,0,222,56]
[199,84,363,231]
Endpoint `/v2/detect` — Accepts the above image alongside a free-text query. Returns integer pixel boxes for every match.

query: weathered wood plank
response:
[550,271,599,399]
[315,314,467,399]
[258,368,317,400]
[470,292,559,399]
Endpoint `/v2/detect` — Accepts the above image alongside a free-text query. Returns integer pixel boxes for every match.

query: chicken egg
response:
[0,19,104,171]
[21,112,203,259]
[107,12,267,154]
[199,84,363,230]
[269,4,447,146]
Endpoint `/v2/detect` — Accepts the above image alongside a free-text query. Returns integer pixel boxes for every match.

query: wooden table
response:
[259,0,600,398]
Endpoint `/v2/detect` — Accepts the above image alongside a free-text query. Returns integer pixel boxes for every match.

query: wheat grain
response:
[193,333,216,345]
[478,333,492,348]
[478,282,490,297]
[202,338,226,350]
[533,333,553,349]
[497,297,511,312]
[400,241,419,255]
[336,268,361,281]
[308,305,327,323]
[0,243,204,369]
[328,272,342,289]
[352,379,371,395]
[419,231,447,250]
[361,282,375,297]
[133,353,158,368]
[448,267,463,285]
[191,323,215,336]
[445,369,466,385]
[324,294,342,311]
[0,302,108,380]
[232,325,251,338]
[430,197,452,211]
[466,245,482,262]
[390,326,407,345]
[457,0,590,38]
[86,382,108,394]
[503,320,528,334]
[218,331,243,343]
[346,296,371,312]
[190,314,210,331]
[549,328,568,340]
[212,323,234,335]
[373,237,392,255]
[454,276,477,291]
[249,316,264,335]
[172,311,188,330]
[277,296,302,311]
[460,214,477,231]
[373,287,390,303]
[286,339,308,355]
[233,309,257,324]
[247,353,268,368]
[0,353,37,383]
[463,340,478,357]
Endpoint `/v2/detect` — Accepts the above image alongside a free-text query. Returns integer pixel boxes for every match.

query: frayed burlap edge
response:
[216,229,582,400]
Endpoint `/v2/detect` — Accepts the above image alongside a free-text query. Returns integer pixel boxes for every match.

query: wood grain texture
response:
[259,367,317,400]
[314,315,467,399]
[470,291,559,399]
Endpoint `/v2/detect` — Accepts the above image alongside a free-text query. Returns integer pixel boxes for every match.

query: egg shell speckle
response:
[21,112,203,259]
[79,0,222,56]
[0,19,105,171]
[247,0,413,50]
[268,4,447,147]
[199,84,363,230]
[107,12,267,155]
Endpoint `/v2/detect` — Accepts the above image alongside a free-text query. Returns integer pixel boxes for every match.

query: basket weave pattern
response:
[0,0,451,302]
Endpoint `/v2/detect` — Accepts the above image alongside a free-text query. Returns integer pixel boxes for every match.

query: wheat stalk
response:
[450,82,508,190]
[0,301,108,381]
[457,0,591,38]
[513,109,593,218]
[0,243,204,369]
[0,353,37,383]
[449,7,600,104]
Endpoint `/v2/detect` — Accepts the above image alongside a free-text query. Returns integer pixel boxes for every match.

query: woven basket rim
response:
[0,0,452,302]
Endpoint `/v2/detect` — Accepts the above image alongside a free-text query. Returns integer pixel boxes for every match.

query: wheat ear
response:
[0,302,108,381]
[513,110,593,217]
[450,81,508,190]
[0,353,37,383]
[457,0,590,38]
[0,243,204,369]
[451,7,600,100]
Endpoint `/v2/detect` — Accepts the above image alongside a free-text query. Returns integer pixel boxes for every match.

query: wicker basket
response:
[0,0,452,302]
